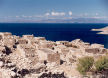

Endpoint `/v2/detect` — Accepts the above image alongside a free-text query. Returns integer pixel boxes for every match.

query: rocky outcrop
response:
[92,26,108,35]
[0,32,107,78]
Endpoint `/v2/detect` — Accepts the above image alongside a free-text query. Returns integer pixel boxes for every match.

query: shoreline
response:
[91,26,108,35]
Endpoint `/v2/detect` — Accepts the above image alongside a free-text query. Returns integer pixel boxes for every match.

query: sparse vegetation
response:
[95,56,108,71]
[77,56,94,75]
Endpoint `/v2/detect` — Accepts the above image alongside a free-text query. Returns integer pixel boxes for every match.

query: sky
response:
[0,0,108,22]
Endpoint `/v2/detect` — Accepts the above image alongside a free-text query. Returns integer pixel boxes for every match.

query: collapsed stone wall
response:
[0,32,107,78]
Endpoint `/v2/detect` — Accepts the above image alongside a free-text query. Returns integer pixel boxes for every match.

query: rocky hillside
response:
[0,32,108,78]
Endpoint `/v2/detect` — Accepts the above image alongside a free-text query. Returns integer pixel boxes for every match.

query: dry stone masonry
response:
[0,32,107,78]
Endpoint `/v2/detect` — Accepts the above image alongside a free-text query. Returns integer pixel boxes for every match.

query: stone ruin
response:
[0,32,107,78]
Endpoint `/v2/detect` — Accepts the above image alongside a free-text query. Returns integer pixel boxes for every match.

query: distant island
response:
[92,26,108,35]
[1,18,108,23]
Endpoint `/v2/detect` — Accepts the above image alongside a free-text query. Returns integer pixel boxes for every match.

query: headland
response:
[92,26,108,35]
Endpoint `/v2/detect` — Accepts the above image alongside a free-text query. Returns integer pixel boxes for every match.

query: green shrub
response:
[77,56,94,75]
[95,56,108,71]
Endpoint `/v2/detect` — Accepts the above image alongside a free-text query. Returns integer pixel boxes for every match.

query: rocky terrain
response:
[92,26,108,35]
[0,32,108,78]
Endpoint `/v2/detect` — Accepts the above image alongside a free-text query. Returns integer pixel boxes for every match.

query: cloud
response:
[35,15,44,18]
[21,15,33,18]
[51,12,65,16]
[22,15,27,18]
[92,16,108,19]
[28,16,32,18]
[95,13,99,16]
[84,13,88,16]
[69,11,72,16]
[45,13,50,16]
[16,16,19,18]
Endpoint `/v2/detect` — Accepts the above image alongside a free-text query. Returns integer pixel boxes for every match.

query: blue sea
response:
[0,23,108,48]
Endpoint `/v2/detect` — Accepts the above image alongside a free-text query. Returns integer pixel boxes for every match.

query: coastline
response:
[91,26,108,35]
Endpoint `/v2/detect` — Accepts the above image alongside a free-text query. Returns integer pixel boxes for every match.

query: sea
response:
[0,23,108,48]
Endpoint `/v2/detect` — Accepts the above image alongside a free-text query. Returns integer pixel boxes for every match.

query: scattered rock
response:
[0,32,107,78]
[0,61,3,67]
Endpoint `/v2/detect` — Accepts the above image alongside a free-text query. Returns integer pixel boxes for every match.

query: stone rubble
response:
[0,32,107,78]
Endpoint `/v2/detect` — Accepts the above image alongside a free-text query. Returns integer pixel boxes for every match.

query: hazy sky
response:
[0,0,108,21]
